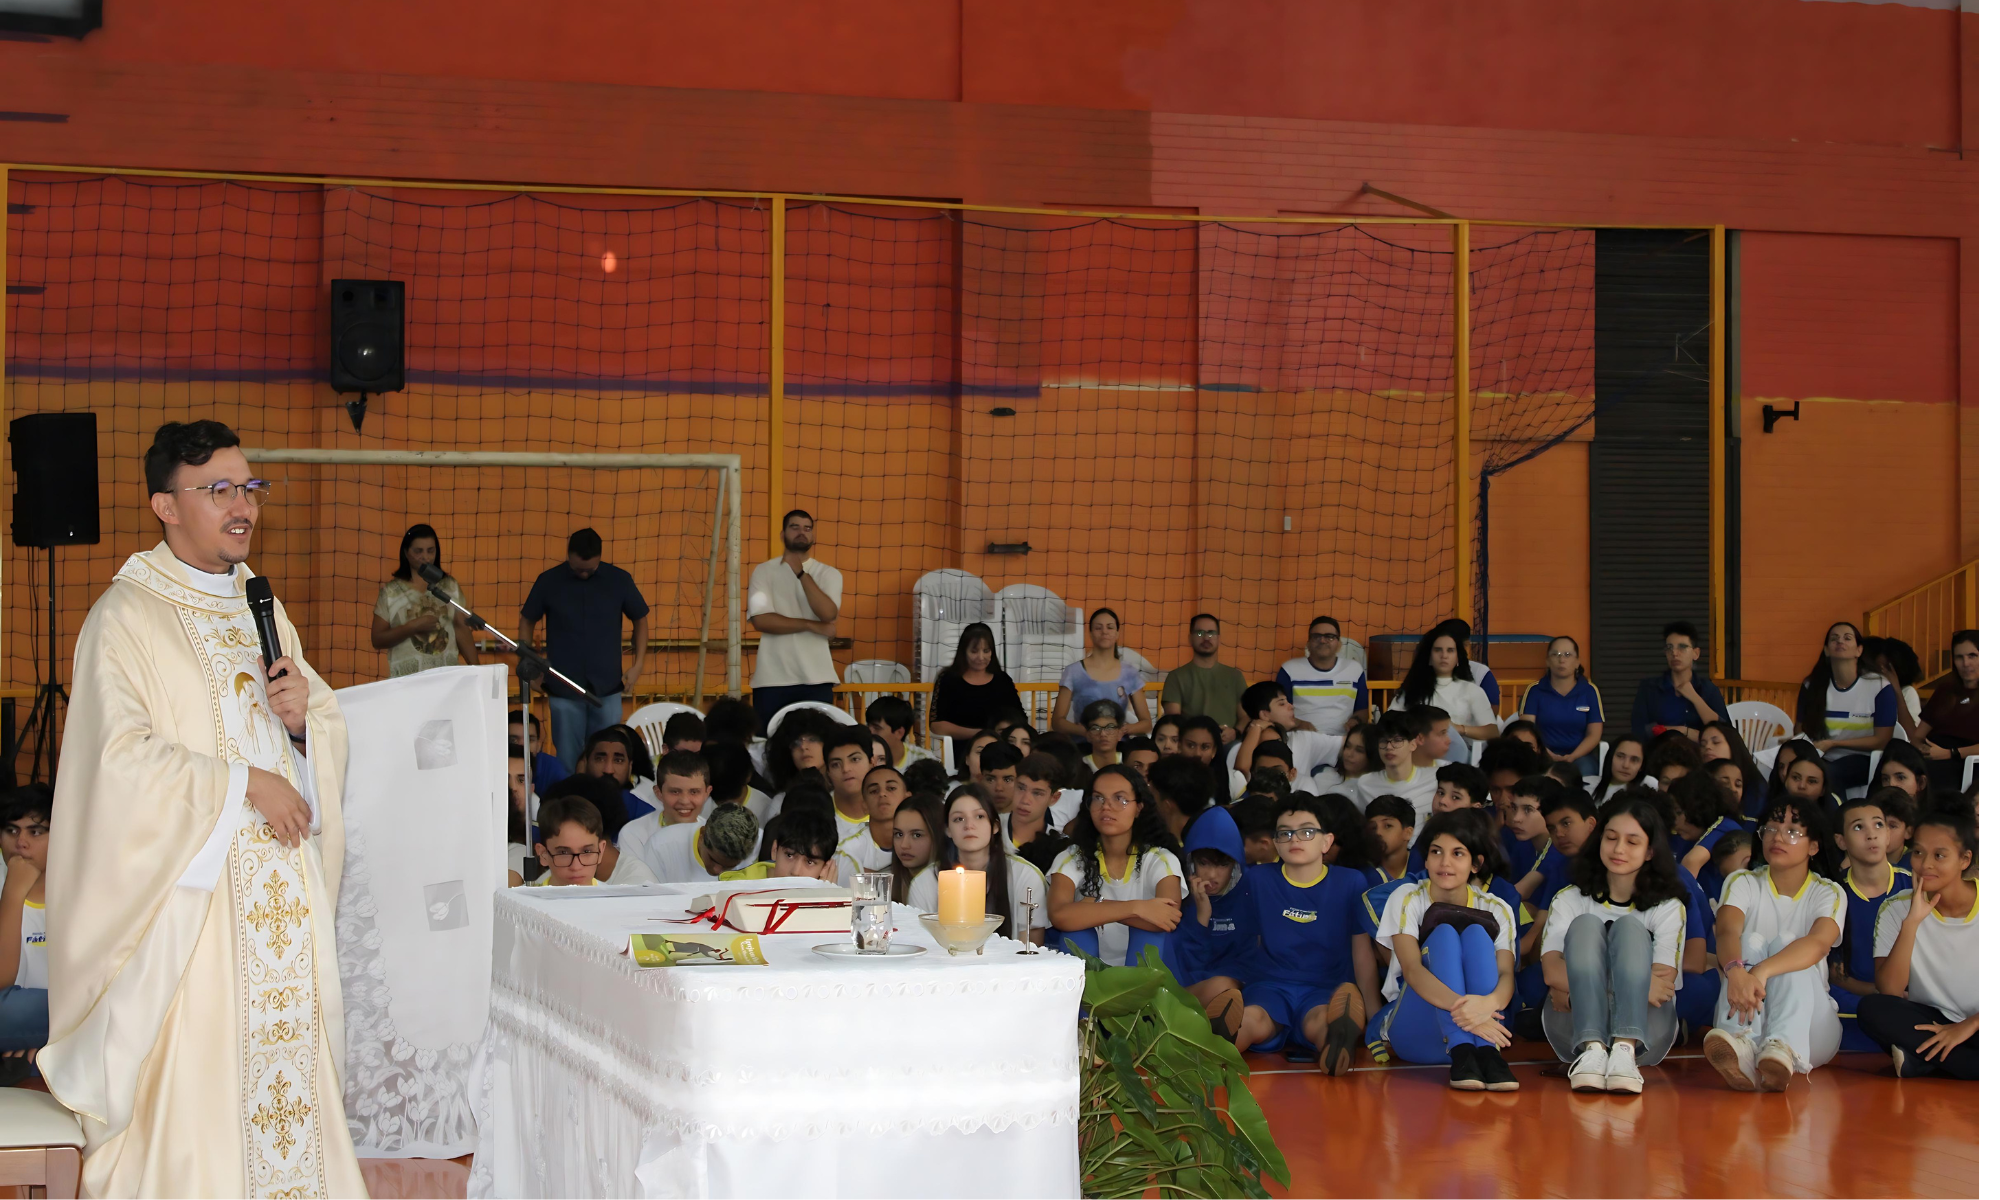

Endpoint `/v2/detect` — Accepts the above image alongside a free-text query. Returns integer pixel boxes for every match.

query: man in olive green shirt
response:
[1161,613,1247,746]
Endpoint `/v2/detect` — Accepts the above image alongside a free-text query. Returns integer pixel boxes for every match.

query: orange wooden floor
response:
[1245,1049,1978,1199]
[7,1050,1975,1199]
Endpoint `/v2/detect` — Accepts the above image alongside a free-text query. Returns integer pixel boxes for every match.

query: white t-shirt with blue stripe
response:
[1812,673,1897,759]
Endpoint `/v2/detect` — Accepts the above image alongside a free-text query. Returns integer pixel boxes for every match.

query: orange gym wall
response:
[1737,231,1968,684]
[0,0,1976,688]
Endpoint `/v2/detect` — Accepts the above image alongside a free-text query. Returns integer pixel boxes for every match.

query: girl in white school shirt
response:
[907,784,1048,944]
[1541,797,1689,1093]
[1388,627,1499,746]
[1703,797,1847,1092]
[1048,764,1185,966]
[1860,805,1979,1080]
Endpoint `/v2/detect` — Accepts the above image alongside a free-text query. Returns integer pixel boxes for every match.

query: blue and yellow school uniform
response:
[1360,869,1534,1061]
[1673,863,1721,1029]
[1506,834,1552,891]
[1236,862,1370,1052]
[1832,865,1913,1052]
[1519,676,1605,758]
[1671,816,1746,903]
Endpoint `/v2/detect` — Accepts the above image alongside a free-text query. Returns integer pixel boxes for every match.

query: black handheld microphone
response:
[245,576,288,678]
[418,562,486,630]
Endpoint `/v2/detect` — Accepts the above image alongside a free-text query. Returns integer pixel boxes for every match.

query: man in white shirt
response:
[1275,616,1366,733]
[746,509,843,735]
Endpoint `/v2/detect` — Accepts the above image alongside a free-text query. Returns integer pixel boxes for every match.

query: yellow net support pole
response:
[1453,220,1473,623]
[1709,225,1728,670]
[768,196,787,560]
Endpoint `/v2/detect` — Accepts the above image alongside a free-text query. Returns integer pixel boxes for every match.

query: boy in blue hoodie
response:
[1157,757,1257,1039]
[1234,794,1379,1076]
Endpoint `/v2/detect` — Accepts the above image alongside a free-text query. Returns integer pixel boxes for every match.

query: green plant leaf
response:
[1139,945,1205,1009]
[1148,986,1250,1072]
[1225,1072,1291,1187]
[1103,1032,1159,1126]
[1084,962,1170,1015]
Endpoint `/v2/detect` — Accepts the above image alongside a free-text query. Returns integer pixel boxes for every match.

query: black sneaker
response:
[1448,1043,1486,1090]
[1515,1007,1547,1043]
[1475,1045,1520,1092]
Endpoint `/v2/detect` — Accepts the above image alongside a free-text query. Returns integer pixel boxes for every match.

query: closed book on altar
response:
[693,887,853,935]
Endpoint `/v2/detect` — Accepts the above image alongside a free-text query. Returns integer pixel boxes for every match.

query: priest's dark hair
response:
[145,420,241,495]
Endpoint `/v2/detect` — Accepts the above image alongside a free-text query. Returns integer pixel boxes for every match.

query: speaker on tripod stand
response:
[10,412,100,785]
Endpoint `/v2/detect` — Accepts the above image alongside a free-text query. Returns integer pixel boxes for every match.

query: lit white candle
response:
[937,864,985,925]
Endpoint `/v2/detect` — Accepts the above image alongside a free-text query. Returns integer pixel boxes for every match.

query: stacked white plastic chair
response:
[913,568,997,684]
[996,583,1083,729]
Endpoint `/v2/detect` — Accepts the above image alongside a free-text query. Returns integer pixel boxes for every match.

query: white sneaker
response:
[1704,1028,1759,1092]
[1756,1038,1796,1092]
[1605,1041,1644,1093]
[1568,1041,1609,1092]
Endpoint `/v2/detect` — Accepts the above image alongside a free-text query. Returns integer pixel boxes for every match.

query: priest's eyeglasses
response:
[544,847,603,866]
[182,479,276,507]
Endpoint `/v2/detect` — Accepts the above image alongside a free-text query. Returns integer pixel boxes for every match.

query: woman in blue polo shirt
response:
[1520,636,1605,766]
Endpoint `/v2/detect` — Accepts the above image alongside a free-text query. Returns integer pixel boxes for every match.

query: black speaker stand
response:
[17,545,66,784]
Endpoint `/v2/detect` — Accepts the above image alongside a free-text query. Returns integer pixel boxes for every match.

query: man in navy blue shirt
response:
[519,528,650,772]
[1629,621,1727,739]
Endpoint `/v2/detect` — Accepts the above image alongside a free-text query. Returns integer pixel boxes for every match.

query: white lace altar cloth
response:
[467,880,1083,1198]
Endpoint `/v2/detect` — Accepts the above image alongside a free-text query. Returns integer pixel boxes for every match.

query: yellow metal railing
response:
[1864,561,1977,685]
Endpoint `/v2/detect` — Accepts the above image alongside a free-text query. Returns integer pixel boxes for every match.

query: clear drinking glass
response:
[852,871,894,954]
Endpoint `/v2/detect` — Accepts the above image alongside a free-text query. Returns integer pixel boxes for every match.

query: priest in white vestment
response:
[40,421,366,1198]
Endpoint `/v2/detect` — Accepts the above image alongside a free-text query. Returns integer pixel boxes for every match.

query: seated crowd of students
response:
[500,617,1978,1092]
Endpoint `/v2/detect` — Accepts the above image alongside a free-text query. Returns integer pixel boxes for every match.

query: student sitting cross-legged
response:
[908,784,1049,944]
[1703,797,1847,1091]
[1541,796,1690,1093]
[1375,809,1520,1091]
[1173,794,1256,1041]
[1858,803,1979,1079]
[1048,765,1185,967]
[1233,795,1380,1076]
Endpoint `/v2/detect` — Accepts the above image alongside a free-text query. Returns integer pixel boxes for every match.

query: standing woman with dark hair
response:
[928,622,1025,771]
[1541,796,1690,1093]
[1914,630,1978,790]
[371,523,482,677]
[1520,635,1605,765]
[1048,764,1184,966]
[1053,608,1152,739]
[1796,621,1897,799]
[1388,627,1499,745]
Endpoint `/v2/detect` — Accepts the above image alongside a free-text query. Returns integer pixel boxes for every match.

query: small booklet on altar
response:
[628,932,769,967]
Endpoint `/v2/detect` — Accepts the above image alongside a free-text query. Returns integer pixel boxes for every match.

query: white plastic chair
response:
[1963,754,1980,793]
[1753,744,1781,775]
[996,583,1083,686]
[843,659,913,721]
[0,1088,83,1197]
[1853,749,1883,801]
[914,568,997,684]
[627,701,705,760]
[767,700,858,732]
[1728,701,1795,752]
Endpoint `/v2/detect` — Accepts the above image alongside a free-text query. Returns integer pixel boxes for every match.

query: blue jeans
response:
[1543,914,1677,1065]
[0,985,48,1052]
[1056,925,1179,975]
[549,692,624,776]
[752,683,837,738]
[1382,924,1502,1065]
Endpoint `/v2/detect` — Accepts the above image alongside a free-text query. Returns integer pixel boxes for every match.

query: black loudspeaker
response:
[329,279,406,395]
[10,412,101,548]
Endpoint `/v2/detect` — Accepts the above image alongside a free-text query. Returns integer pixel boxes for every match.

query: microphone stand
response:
[415,566,595,704]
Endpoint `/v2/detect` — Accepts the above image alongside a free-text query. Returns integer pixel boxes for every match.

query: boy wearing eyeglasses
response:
[532,796,608,887]
[1232,795,1379,1077]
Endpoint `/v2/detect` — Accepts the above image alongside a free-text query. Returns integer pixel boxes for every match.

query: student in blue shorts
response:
[1828,789,1914,1051]
[1234,795,1378,1076]
[1160,758,1256,1038]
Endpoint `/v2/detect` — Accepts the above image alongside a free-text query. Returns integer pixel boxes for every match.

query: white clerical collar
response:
[159,546,245,597]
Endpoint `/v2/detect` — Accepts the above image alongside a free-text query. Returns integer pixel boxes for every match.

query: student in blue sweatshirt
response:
[1828,790,1914,1051]
[1164,759,1258,1040]
[1234,794,1379,1076]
